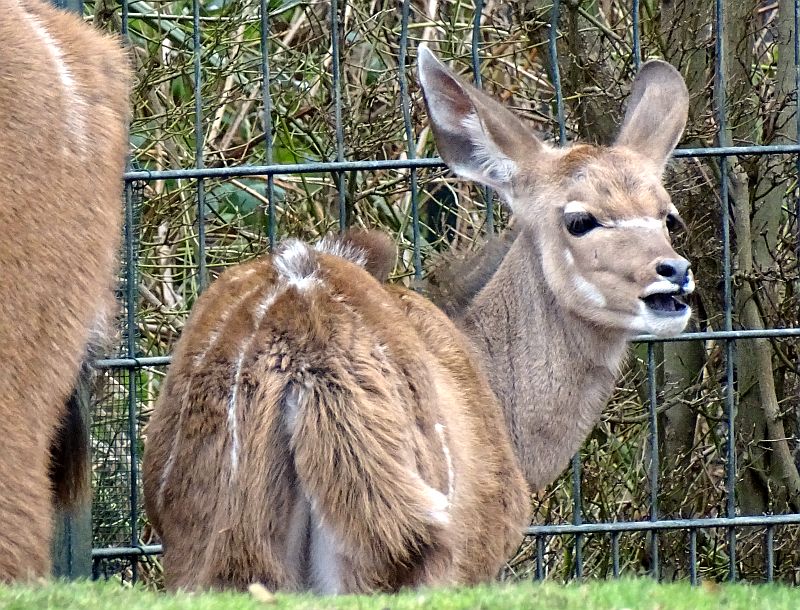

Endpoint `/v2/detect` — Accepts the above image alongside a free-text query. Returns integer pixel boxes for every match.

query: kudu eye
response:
[665,213,683,234]
[564,212,601,237]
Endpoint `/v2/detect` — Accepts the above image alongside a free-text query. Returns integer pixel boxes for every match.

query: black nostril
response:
[656,259,690,282]
[656,262,675,278]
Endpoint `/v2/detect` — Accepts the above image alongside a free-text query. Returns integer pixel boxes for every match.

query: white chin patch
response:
[631,300,692,337]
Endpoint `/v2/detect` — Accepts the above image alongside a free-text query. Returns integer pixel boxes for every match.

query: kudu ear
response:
[615,59,689,171]
[417,44,545,200]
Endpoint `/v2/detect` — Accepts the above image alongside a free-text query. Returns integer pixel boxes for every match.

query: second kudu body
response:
[0,0,129,580]
[143,46,692,592]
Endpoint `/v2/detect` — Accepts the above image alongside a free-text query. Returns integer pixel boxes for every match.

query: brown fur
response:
[423,222,519,317]
[0,0,129,580]
[144,245,529,591]
[143,48,692,592]
[338,229,395,282]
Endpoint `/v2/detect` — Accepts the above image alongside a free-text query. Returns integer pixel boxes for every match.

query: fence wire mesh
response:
[73,0,800,587]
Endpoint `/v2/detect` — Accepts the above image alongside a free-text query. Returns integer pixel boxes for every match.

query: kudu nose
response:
[656,258,691,285]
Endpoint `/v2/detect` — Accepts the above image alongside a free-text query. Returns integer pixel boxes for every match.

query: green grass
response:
[0,580,797,610]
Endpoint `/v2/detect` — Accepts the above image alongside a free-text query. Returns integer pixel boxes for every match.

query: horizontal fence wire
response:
[119,144,800,182]
[88,0,800,587]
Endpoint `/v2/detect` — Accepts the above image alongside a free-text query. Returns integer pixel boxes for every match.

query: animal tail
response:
[49,360,92,510]
[285,364,453,590]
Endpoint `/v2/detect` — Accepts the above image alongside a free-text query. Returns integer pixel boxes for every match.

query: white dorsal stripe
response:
[19,6,86,152]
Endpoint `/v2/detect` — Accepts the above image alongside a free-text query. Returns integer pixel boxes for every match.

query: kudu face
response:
[418,46,693,337]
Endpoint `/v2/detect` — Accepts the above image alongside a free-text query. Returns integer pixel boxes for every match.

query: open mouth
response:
[642,292,688,315]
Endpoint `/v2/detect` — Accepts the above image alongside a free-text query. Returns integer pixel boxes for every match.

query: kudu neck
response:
[458,227,628,490]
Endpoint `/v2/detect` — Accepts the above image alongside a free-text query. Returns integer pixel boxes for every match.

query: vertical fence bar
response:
[124,181,139,583]
[122,0,138,582]
[549,0,580,578]
[796,0,800,262]
[331,0,347,230]
[765,526,774,582]
[571,458,583,579]
[399,0,421,279]
[611,532,620,578]
[52,381,92,578]
[471,0,494,235]
[192,0,207,290]
[647,343,660,579]
[689,528,698,585]
[548,0,580,578]
[259,0,276,250]
[120,0,128,35]
[714,0,737,582]
[631,0,641,70]
[535,536,545,581]
[549,0,566,146]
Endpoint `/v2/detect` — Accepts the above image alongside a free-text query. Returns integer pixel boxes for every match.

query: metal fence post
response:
[52,380,93,579]
[48,0,92,580]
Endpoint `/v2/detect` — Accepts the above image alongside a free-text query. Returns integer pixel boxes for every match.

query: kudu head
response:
[417,45,693,337]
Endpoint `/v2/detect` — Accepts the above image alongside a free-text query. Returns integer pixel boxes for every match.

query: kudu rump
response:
[0,0,129,579]
[143,46,693,592]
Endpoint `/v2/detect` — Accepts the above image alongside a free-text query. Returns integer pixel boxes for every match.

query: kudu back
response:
[143,47,691,593]
[0,0,129,579]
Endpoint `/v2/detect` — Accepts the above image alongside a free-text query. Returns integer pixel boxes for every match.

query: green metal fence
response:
[55,0,800,586]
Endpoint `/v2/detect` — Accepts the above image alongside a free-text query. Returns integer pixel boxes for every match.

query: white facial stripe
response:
[563,249,574,266]
[564,201,587,214]
[608,217,663,230]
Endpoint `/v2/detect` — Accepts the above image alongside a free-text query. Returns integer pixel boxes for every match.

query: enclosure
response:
[51,0,800,588]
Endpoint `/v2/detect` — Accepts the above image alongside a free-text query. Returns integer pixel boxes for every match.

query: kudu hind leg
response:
[286,377,453,591]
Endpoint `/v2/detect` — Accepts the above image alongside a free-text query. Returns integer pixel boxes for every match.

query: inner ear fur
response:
[416,45,546,198]
[614,59,689,170]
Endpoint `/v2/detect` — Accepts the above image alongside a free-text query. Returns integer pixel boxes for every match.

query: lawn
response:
[0,579,796,610]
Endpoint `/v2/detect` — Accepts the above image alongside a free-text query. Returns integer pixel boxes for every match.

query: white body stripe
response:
[226,350,246,473]
[19,6,86,152]
[435,423,455,503]
[226,288,280,479]
[156,279,265,509]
